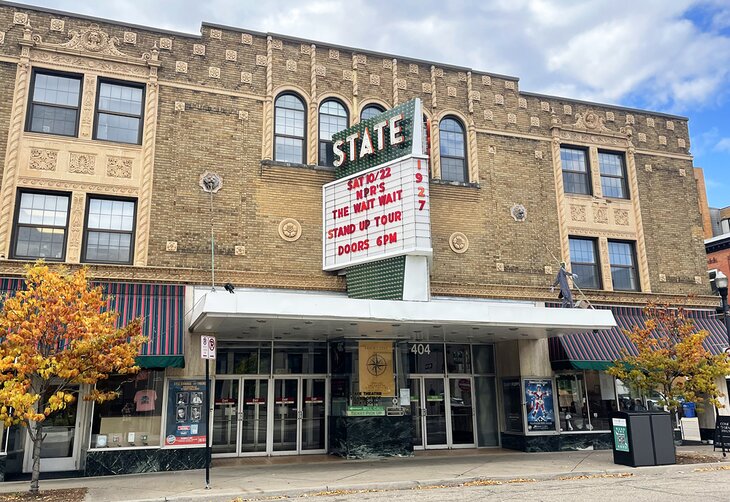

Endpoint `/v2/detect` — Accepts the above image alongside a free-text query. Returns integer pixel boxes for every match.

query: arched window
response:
[439,117,467,183]
[274,93,306,164]
[360,104,385,121]
[319,100,348,166]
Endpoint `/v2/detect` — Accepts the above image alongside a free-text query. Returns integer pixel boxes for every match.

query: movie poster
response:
[165,379,207,446]
[524,378,555,432]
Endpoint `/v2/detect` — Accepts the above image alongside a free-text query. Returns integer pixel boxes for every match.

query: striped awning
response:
[549,306,729,371]
[0,278,185,368]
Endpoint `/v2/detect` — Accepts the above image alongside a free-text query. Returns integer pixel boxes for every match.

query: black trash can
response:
[648,411,676,465]
[610,411,676,467]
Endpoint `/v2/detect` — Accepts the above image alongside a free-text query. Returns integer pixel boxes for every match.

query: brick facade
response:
[0,3,714,306]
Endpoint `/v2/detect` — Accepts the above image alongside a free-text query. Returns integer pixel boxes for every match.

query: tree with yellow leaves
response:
[0,263,145,494]
[608,304,730,414]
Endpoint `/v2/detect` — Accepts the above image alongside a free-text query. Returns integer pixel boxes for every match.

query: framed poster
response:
[165,379,207,446]
[524,378,555,432]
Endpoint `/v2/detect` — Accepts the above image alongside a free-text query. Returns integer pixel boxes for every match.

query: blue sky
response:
[14,0,730,208]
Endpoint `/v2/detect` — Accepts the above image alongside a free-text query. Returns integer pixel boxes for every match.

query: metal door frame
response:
[409,375,477,450]
[447,375,477,449]
[270,375,328,456]
[212,376,270,458]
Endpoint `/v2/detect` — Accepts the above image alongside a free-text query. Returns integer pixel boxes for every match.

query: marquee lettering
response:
[333,114,404,168]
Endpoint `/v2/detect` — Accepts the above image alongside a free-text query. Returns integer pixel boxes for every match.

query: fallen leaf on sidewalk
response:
[557,473,633,481]
[0,488,86,502]
[693,465,730,472]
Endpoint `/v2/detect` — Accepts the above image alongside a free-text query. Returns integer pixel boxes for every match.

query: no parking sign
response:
[201,335,216,360]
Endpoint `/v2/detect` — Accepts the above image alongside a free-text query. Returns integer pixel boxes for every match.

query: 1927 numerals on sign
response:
[411,343,431,355]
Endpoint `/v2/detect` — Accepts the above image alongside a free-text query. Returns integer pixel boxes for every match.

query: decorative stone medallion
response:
[199,171,223,193]
[166,241,178,252]
[449,232,469,254]
[278,218,302,242]
[510,204,527,222]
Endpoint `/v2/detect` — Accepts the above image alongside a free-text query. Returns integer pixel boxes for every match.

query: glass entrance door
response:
[273,377,326,454]
[212,378,269,456]
[273,378,299,453]
[241,379,268,453]
[212,379,239,455]
[410,377,475,449]
[409,377,448,449]
[449,377,476,447]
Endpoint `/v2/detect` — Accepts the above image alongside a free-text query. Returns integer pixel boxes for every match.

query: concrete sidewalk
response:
[1,446,727,501]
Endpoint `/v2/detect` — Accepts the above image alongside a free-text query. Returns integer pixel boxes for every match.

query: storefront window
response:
[273,342,327,374]
[616,378,643,411]
[446,344,472,374]
[584,371,615,430]
[404,342,445,374]
[556,373,588,432]
[217,342,272,374]
[556,371,615,432]
[89,370,164,448]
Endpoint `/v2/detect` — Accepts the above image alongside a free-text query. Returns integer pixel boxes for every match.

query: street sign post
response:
[200,335,216,488]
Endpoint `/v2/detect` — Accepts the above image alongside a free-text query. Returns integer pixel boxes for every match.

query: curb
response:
[114,460,729,502]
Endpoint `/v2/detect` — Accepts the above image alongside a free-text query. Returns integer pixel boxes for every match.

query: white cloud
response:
[715,137,730,152]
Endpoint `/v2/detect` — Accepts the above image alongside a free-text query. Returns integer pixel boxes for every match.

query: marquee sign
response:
[322,99,431,271]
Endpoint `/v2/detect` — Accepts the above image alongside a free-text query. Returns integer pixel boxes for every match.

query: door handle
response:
[237,412,243,421]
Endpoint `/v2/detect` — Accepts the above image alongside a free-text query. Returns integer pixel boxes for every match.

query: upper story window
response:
[360,104,385,121]
[12,190,69,261]
[439,117,467,183]
[318,100,348,167]
[26,71,82,137]
[94,80,145,144]
[83,197,137,265]
[568,237,601,289]
[561,147,591,195]
[598,151,628,199]
[608,240,639,291]
[274,93,306,164]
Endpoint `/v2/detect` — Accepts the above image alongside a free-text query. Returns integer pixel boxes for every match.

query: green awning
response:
[136,355,185,369]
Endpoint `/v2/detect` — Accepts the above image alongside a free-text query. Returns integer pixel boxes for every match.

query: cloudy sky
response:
[17,0,730,207]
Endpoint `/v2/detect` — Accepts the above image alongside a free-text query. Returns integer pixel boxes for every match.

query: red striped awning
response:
[549,306,729,370]
[0,278,185,368]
